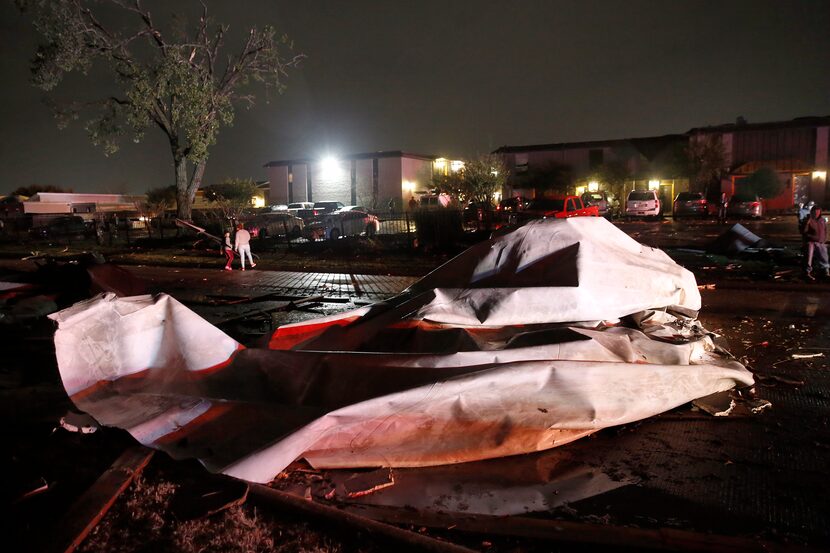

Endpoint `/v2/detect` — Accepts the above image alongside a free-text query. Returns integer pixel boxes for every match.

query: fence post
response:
[405,212,411,248]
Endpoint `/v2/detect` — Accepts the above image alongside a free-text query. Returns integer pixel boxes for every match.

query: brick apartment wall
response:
[310,161,351,205]
[377,157,402,210]
[266,166,289,205]
[291,165,309,203]
[355,158,374,208]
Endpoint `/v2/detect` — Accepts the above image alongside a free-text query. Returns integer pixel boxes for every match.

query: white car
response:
[248,212,304,238]
[625,190,662,218]
[286,202,314,215]
[304,209,380,240]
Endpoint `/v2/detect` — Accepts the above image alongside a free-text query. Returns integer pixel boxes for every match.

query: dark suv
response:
[672,192,708,218]
[29,216,90,238]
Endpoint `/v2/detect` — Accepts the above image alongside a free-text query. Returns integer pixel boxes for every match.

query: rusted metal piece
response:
[249,483,476,553]
[46,446,154,553]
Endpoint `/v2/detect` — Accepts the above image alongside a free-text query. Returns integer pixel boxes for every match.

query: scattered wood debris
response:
[692,391,735,417]
[169,476,249,521]
[791,352,823,359]
[46,446,154,553]
[344,468,395,498]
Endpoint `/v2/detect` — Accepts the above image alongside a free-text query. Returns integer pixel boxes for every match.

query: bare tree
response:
[19,0,303,219]
[686,134,728,193]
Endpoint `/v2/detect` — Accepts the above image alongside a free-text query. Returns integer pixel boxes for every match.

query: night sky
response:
[1,0,828,195]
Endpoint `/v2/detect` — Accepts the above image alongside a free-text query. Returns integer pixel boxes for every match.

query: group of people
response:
[222,223,256,271]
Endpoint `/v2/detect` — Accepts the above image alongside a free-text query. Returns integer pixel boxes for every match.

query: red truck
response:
[510,195,599,224]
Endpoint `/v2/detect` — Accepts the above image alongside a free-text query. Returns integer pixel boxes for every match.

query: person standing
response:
[222,230,235,270]
[803,205,828,281]
[234,223,256,271]
[718,192,728,224]
[798,201,814,233]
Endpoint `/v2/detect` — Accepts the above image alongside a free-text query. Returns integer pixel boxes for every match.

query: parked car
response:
[418,193,452,209]
[508,196,598,225]
[727,192,764,218]
[303,209,380,240]
[286,202,313,214]
[581,191,611,217]
[336,205,370,213]
[463,201,494,224]
[672,192,708,218]
[625,190,662,218]
[29,215,91,238]
[497,196,528,212]
[247,212,304,238]
[312,201,345,215]
[520,196,599,219]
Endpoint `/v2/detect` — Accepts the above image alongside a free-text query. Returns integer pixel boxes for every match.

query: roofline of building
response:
[687,115,830,134]
[492,134,687,154]
[494,116,830,154]
[264,150,438,168]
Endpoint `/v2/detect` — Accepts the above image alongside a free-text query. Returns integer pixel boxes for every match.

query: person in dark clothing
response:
[717,192,728,224]
[803,205,828,281]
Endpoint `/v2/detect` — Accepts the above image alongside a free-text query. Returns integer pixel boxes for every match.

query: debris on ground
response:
[707,224,768,254]
[745,399,773,414]
[791,352,824,359]
[169,476,249,521]
[756,374,805,387]
[48,218,753,485]
[343,469,395,498]
[692,391,735,417]
[58,411,99,434]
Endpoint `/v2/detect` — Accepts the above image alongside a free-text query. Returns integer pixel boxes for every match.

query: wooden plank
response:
[249,484,476,553]
[337,503,820,553]
[46,446,154,553]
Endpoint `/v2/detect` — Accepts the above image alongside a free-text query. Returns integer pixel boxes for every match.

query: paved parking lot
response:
[127,265,418,302]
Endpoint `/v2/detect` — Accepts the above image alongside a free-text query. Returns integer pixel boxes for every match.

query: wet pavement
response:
[121,249,830,547]
[127,265,418,303]
[4,215,830,549]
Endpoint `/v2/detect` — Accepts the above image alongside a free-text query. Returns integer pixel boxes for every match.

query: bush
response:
[745,167,784,199]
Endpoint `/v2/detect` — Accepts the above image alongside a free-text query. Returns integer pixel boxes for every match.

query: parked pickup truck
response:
[510,195,599,224]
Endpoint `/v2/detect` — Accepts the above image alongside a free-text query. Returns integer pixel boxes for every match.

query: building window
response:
[589,149,603,169]
[515,153,529,174]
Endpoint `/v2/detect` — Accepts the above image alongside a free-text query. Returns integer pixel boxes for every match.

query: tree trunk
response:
[174,156,191,220]
[174,157,207,221]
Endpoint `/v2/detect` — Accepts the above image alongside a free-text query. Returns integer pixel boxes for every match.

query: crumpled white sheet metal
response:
[49,219,752,484]
[406,217,700,325]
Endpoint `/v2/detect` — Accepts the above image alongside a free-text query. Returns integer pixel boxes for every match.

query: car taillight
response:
[695,200,706,205]
[751,202,760,207]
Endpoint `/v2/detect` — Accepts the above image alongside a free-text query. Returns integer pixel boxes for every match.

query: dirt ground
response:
[3,216,829,552]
